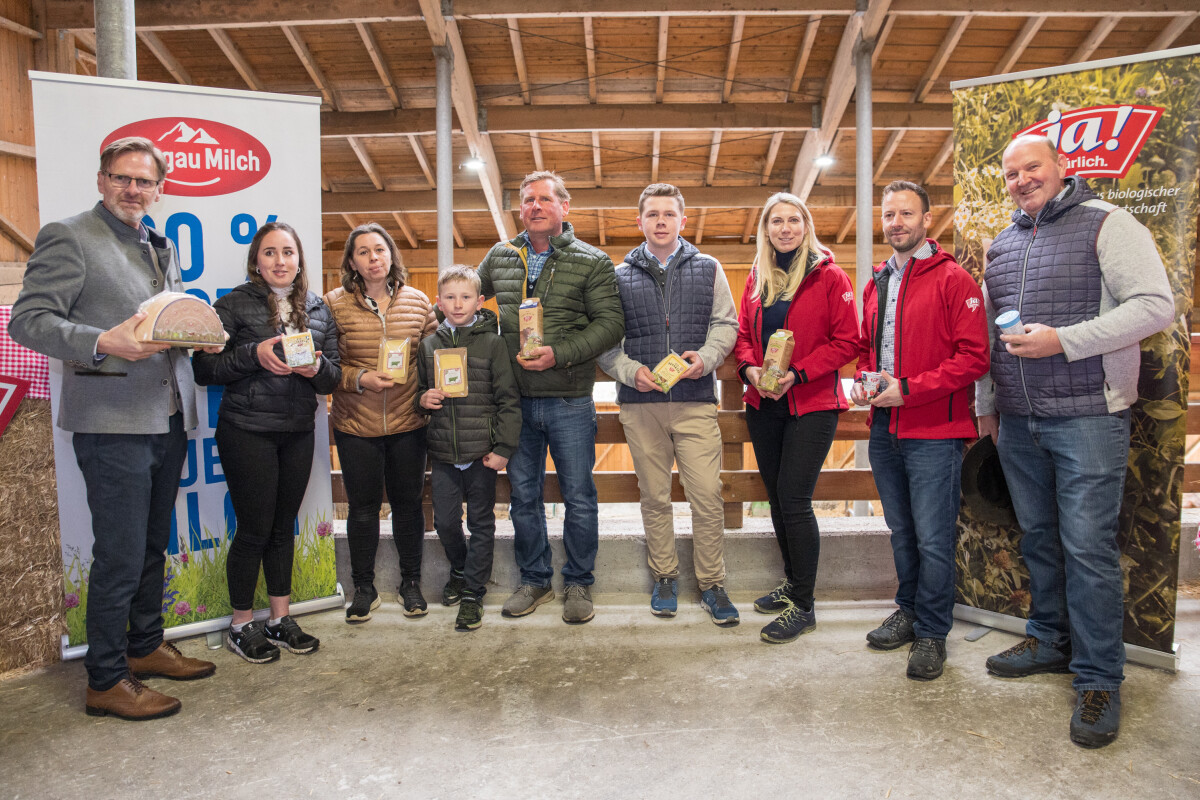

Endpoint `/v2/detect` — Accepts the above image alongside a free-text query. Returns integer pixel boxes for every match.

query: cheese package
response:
[435,347,469,397]
[517,297,544,360]
[756,329,795,394]
[377,337,411,382]
[134,292,225,347]
[651,352,690,393]
[282,331,316,368]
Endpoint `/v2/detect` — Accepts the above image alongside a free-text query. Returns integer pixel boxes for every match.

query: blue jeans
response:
[868,410,964,640]
[73,413,189,691]
[508,396,599,586]
[997,411,1129,691]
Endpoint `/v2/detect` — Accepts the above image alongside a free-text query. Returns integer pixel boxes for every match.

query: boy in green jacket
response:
[416,265,522,630]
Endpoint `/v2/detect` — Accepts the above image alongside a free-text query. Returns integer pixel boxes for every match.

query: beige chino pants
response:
[618,402,726,590]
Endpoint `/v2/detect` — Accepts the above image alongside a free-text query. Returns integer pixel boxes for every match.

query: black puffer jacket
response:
[193,282,341,433]
[415,309,521,464]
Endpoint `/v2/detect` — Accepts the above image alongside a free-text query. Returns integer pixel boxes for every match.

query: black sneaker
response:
[345,584,380,624]
[455,594,484,632]
[442,571,467,606]
[400,578,428,617]
[906,637,946,681]
[754,580,795,614]
[866,608,917,650]
[760,602,816,643]
[264,615,320,655]
[225,621,280,664]
[1070,689,1121,749]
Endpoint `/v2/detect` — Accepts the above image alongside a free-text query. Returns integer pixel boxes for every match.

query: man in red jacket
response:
[851,180,989,680]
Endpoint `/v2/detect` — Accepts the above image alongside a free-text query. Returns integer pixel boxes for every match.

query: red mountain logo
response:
[102,118,271,197]
[1015,105,1163,180]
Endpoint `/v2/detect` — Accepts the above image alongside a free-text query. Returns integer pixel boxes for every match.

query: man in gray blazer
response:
[11,137,220,720]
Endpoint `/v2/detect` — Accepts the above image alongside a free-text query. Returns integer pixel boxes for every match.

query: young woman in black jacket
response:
[193,221,341,664]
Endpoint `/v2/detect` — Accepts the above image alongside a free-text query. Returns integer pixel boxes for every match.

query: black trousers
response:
[334,426,427,588]
[431,459,498,597]
[216,422,315,611]
[745,401,838,608]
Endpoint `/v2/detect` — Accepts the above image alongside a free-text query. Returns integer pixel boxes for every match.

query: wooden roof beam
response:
[835,207,856,243]
[921,134,954,185]
[0,13,41,38]
[137,31,191,84]
[787,17,821,101]
[341,213,357,232]
[0,140,36,159]
[355,21,402,109]
[282,25,339,110]
[583,16,598,103]
[722,15,746,103]
[655,18,669,102]
[208,28,264,92]
[452,221,465,249]
[530,133,546,171]
[347,136,384,191]
[930,207,955,241]
[814,129,842,187]
[993,14,1045,74]
[694,209,708,244]
[741,208,758,243]
[651,131,661,182]
[1149,13,1197,51]
[408,135,437,189]
[392,212,419,248]
[872,129,905,182]
[597,212,607,246]
[591,131,603,187]
[1069,15,1120,63]
[507,18,532,105]
[761,131,784,185]
[911,14,972,103]
[705,131,723,186]
[871,14,895,68]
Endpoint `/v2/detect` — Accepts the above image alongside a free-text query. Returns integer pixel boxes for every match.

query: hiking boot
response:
[264,615,320,654]
[562,585,595,624]
[760,602,815,643]
[455,594,484,632]
[866,608,917,651]
[753,580,795,614]
[85,675,181,721]
[400,578,428,617]
[127,641,216,681]
[986,636,1072,678]
[442,570,467,606]
[906,637,946,681]
[700,586,740,626]
[1070,690,1121,749]
[225,621,280,664]
[501,584,554,618]
[345,584,380,624]
[650,577,677,617]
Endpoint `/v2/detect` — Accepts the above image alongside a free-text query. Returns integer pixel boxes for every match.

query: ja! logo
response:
[1015,104,1163,180]
[103,118,272,197]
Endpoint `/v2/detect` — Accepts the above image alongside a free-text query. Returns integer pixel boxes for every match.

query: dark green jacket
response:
[415,309,521,464]
[477,221,624,397]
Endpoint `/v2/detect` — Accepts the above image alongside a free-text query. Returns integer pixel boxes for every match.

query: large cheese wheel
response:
[134,292,225,347]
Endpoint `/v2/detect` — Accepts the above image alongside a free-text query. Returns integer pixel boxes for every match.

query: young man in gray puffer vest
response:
[598,183,739,624]
[975,134,1173,749]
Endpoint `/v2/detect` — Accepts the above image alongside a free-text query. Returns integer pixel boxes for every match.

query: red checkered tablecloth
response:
[0,306,51,400]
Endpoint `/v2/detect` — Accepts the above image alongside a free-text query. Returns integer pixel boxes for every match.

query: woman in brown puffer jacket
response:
[325,222,437,623]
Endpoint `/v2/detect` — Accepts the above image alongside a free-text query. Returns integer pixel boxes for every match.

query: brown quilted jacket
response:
[324,284,438,437]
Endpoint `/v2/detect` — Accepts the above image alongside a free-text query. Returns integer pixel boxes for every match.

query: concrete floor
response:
[2,595,1199,800]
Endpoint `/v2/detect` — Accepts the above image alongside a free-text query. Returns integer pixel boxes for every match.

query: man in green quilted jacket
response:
[477,170,624,624]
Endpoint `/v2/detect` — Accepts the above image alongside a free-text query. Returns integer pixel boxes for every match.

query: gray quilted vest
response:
[984,177,1109,417]
[615,240,716,404]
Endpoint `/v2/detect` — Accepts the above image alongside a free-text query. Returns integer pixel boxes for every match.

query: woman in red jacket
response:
[735,192,860,645]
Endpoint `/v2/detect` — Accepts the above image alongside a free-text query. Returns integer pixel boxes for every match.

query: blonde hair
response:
[751,193,823,306]
[438,264,482,294]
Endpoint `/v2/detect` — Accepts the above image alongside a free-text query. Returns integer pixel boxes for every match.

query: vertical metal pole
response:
[94,0,137,80]
[434,44,454,274]
[853,2,875,517]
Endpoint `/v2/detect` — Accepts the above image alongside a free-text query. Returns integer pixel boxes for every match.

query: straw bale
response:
[0,398,64,678]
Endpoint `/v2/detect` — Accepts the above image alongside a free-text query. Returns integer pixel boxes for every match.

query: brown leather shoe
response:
[128,641,216,681]
[85,675,181,721]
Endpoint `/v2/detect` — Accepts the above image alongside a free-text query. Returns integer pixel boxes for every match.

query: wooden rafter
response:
[0,13,41,38]
[722,14,746,103]
[761,131,784,184]
[655,18,669,102]
[705,131,722,186]
[137,31,192,84]
[651,131,661,182]
[355,21,401,108]
[788,17,820,101]
[741,208,758,243]
[836,207,856,243]
[452,221,465,249]
[320,169,331,192]
[694,208,708,244]
[341,213,357,231]
[347,136,384,190]
[597,211,607,246]
[872,129,904,182]
[871,14,895,68]
[993,15,1046,74]
[814,130,841,187]
[930,207,955,241]
[530,133,545,171]
[911,14,972,103]
[583,16,597,103]
[0,140,36,159]
[1070,15,1120,63]
[591,131,603,186]
[391,212,419,248]
[408,135,436,189]
[282,25,338,109]
[0,211,35,253]
[1149,13,1197,51]
[208,28,264,91]
[507,17,532,105]
[921,134,954,185]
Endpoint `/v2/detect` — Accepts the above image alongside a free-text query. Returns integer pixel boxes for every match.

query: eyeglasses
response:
[102,172,161,191]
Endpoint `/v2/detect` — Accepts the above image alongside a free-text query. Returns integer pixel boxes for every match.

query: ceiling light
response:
[814,154,835,168]
[463,157,485,171]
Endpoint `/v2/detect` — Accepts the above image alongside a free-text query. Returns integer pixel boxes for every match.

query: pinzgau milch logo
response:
[1015,104,1163,180]
[102,118,271,197]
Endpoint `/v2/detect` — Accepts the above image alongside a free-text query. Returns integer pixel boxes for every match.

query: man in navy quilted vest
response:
[975,134,1173,748]
[597,183,739,624]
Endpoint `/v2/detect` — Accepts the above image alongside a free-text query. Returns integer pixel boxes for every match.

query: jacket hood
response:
[1013,175,1096,229]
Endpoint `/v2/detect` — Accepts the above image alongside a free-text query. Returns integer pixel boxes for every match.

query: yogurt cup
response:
[996,309,1024,336]
[862,371,882,399]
